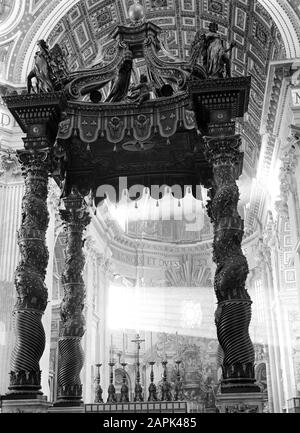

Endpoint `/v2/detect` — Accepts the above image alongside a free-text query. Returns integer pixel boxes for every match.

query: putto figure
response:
[190,22,236,78]
[126,73,152,105]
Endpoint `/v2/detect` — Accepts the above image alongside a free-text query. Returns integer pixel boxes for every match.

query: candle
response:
[176,331,179,357]
[150,331,153,352]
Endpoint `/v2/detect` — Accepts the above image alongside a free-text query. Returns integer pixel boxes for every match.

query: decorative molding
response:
[0,147,22,179]
[165,256,212,287]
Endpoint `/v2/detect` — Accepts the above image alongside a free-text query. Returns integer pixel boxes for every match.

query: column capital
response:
[203,135,242,166]
[60,187,91,229]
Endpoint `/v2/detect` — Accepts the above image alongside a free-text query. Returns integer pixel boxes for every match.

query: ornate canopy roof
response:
[0,0,296,179]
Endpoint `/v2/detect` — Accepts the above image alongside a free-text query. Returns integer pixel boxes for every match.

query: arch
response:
[259,0,300,58]
[19,0,81,82]
[0,1,25,37]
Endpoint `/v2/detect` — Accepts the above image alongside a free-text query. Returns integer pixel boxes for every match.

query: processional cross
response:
[131,333,145,401]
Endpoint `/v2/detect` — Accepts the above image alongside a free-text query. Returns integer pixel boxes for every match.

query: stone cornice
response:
[260,60,293,137]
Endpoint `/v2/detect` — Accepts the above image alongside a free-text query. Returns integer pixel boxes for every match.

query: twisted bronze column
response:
[55,188,91,406]
[203,135,259,393]
[8,147,51,396]
[2,92,64,400]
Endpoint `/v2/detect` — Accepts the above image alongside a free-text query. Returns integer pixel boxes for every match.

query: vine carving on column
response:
[56,187,91,404]
[203,135,259,392]
[9,148,51,392]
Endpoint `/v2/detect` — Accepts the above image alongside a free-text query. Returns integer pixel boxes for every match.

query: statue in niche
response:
[126,74,152,105]
[27,40,69,93]
[190,22,236,78]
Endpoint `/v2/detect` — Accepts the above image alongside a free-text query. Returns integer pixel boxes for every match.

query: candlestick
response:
[94,363,103,403]
[107,361,117,403]
[120,362,129,402]
[161,360,172,401]
[148,361,157,401]
[174,360,183,401]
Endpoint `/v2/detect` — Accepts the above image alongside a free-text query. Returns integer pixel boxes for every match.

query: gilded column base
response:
[7,370,42,397]
[221,363,261,393]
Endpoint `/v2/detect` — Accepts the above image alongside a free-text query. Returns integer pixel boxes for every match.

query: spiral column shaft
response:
[204,136,260,393]
[55,188,91,406]
[7,148,51,397]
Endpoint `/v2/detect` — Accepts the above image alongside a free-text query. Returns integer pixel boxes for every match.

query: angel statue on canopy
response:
[190,22,236,79]
[27,39,69,93]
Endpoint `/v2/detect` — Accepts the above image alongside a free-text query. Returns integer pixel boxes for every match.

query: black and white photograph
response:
[0,0,300,425]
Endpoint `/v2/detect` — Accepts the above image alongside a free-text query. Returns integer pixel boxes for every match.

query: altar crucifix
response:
[132,333,145,402]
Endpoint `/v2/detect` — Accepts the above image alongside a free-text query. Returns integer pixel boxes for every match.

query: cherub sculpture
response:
[126,73,151,105]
